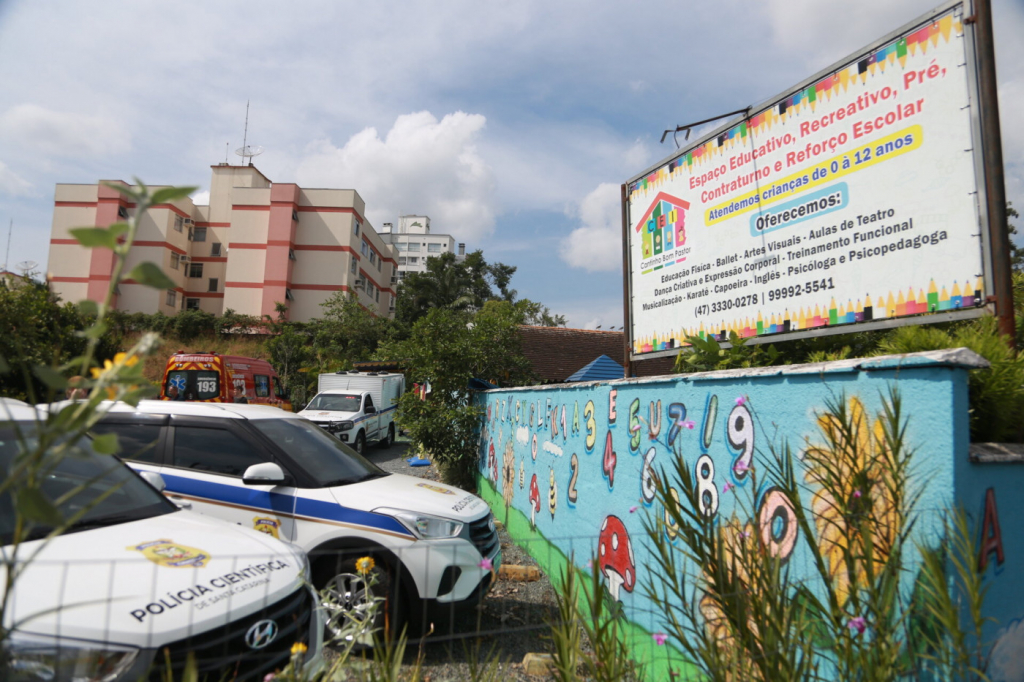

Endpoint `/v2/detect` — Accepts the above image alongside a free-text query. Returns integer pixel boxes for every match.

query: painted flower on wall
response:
[803,396,899,606]
[502,439,516,507]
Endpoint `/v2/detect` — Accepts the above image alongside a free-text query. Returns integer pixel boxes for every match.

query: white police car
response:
[94,400,500,637]
[1,403,324,681]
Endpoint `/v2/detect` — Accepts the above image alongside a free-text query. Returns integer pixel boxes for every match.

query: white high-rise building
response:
[379,215,466,281]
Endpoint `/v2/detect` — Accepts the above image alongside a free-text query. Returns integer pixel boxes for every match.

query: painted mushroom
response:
[528,474,541,526]
[597,515,636,601]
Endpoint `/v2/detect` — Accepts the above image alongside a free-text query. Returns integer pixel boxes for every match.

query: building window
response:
[170,252,180,270]
[407,243,420,252]
[173,215,183,232]
[285,288,294,301]
[398,256,407,265]
[361,241,369,257]
[193,227,207,242]
[211,242,222,257]
[354,222,360,236]
[375,289,380,303]
[208,278,218,292]
[186,298,200,310]
[292,208,299,222]
[369,251,376,265]
[166,290,177,307]
[395,242,407,251]
[398,271,407,280]
[117,205,130,220]
[408,256,418,264]
[289,248,296,261]
[428,243,442,253]
[188,263,204,278]
[377,258,382,272]
[350,258,357,275]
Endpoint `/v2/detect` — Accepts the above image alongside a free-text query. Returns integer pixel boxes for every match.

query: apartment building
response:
[379,214,465,281]
[47,165,397,322]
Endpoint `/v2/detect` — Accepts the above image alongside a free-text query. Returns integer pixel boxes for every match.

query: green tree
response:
[395,250,522,326]
[0,279,118,401]
[377,300,536,489]
[1008,201,1023,271]
[260,304,311,405]
[312,290,396,371]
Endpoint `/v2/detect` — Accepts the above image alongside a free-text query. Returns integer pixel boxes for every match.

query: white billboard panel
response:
[625,2,988,359]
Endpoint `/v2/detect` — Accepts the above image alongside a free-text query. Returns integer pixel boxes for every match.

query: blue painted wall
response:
[475,351,1024,680]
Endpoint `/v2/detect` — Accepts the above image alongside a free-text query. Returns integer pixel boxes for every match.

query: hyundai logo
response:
[245,619,278,650]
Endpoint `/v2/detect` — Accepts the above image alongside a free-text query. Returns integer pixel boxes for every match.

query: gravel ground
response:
[329,437,561,681]
[321,438,557,675]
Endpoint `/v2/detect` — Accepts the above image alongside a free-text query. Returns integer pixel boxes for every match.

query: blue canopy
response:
[566,354,624,382]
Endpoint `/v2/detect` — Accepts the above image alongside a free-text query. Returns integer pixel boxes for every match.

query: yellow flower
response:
[355,556,375,575]
[803,396,899,606]
[290,642,308,656]
[90,352,139,379]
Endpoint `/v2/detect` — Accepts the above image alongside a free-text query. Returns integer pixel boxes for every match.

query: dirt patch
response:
[338,440,561,680]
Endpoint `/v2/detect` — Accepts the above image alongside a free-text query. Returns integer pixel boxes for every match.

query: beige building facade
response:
[48,165,397,322]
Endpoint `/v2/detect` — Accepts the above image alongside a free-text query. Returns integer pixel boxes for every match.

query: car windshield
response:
[250,418,387,487]
[0,424,177,545]
[306,394,361,412]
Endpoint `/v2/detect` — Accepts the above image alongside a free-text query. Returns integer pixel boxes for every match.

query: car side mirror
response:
[138,470,166,493]
[365,406,376,414]
[242,462,287,485]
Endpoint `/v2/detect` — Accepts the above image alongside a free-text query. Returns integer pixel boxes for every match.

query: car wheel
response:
[319,557,403,645]
[380,424,395,449]
[354,431,366,455]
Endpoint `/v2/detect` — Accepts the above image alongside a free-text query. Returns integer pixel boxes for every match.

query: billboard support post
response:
[974,0,1016,346]
[620,183,632,378]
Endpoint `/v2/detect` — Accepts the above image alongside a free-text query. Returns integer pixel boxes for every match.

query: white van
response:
[299,371,405,453]
[96,400,499,638]
[1,403,323,681]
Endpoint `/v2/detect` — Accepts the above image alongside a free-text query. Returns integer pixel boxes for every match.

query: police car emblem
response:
[127,539,210,568]
[416,482,456,495]
[253,516,282,539]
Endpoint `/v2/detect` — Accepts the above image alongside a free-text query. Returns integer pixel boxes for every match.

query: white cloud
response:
[764,0,940,66]
[296,111,495,240]
[559,183,623,272]
[190,189,210,205]
[0,104,129,158]
[0,161,32,197]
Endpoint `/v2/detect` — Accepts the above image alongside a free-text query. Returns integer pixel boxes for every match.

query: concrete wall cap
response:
[478,347,989,393]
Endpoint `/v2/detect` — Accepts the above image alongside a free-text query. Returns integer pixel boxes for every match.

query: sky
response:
[1,0,1022,329]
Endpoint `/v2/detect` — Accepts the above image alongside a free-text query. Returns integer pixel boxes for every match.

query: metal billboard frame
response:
[620,0,1012,371]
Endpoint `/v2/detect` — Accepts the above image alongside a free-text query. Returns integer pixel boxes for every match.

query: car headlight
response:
[3,632,155,682]
[375,508,463,539]
[336,421,354,432]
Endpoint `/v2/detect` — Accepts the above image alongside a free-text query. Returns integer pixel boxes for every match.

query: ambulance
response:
[1,402,323,681]
[159,351,292,411]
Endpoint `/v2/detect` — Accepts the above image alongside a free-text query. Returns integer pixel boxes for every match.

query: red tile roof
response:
[517,326,677,382]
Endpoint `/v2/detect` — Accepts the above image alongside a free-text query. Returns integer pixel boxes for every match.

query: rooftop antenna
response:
[234,100,264,165]
[4,219,11,271]
[225,142,229,164]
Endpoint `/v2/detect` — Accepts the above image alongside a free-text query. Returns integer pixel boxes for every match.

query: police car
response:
[1,402,323,681]
[94,400,500,637]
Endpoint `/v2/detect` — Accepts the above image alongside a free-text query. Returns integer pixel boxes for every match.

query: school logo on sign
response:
[127,539,211,568]
[253,517,282,539]
[636,192,691,262]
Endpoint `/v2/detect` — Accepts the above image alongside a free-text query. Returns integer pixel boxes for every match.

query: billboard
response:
[624,1,992,360]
